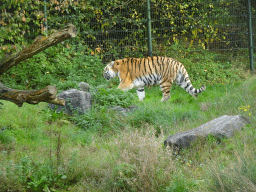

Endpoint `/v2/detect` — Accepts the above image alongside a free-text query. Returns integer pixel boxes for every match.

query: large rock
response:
[164,115,250,148]
[108,105,138,116]
[49,89,91,115]
[79,82,90,92]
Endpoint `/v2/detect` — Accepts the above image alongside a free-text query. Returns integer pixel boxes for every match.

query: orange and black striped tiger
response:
[103,56,206,101]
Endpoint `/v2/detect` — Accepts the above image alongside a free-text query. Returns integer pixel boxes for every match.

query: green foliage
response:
[92,87,136,108]
[70,86,136,133]
[1,152,79,191]
[112,163,138,191]
[1,76,256,191]
[71,107,125,134]
[206,128,256,191]
[165,174,197,192]
[208,159,256,192]
[18,156,62,191]
[0,128,15,145]
[70,86,135,132]
[154,43,248,87]
[127,104,199,133]
[0,0,148,59]
[41,107,66,124]
[0,2,255,189]
[0,118,82,191]
[1,43,104,90]
[182,55,241,86]
[1,0,253,61]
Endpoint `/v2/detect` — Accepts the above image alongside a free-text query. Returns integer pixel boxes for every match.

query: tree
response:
[0,24,77,107]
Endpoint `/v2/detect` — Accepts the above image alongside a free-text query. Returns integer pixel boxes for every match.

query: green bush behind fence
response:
[0,0,255,63]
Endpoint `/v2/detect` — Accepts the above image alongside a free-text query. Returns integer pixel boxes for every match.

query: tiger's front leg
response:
[136,87,145,101]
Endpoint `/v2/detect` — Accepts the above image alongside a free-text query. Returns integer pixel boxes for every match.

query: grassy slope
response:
[0,76,256,191]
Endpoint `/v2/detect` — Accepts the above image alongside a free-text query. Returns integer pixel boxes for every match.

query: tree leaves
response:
[0,0,251,59]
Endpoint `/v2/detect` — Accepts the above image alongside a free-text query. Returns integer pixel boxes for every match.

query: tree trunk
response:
[0,24,77,107]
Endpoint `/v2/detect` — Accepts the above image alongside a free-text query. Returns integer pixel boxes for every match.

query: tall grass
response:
[1,77,255,191]
[0,46,255,191]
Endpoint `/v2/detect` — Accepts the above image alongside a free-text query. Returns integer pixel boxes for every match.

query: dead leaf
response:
[22,16,26,22]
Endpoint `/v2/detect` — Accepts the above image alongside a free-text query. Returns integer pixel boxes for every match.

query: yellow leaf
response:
[22,16,26,22]
[201,43,205,50]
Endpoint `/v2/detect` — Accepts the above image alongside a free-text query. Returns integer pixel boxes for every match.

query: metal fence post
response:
[146,0,153,56]
[248,0,254,72]
[44,0,48,36]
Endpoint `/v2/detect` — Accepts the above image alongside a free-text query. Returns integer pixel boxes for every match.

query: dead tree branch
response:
[0,24,76,75]
[0,83,65,107]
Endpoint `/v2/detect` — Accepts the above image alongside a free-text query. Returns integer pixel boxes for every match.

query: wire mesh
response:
[47,0,255,62]
[0,0,255,63]
[151,0,250,52]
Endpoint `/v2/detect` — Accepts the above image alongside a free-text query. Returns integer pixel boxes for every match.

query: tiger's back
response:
[103,56,205,101]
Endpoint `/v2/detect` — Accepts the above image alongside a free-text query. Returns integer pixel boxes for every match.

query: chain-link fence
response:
[1,0,255,68]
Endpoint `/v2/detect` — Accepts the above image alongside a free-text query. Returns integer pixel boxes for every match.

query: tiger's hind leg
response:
[160,81,172,102]
[136,87,145,101]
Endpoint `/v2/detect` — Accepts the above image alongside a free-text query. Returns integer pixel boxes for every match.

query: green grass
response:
[1,75,256,191]
[0,44,256,191]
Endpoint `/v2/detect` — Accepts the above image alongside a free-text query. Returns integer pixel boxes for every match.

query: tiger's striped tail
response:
[175,69,206,97]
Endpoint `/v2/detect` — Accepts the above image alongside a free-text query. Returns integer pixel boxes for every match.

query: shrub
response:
[0,135,82,191]
[1,42,105,91]
[127,103,200,134]
[92,87,136,108]
[71,107,126,134]
[70,86,135,133]
[0,128,15,145]
[205,127,256,192]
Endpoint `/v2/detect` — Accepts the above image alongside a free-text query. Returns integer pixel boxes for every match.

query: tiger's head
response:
[103,60,121,80]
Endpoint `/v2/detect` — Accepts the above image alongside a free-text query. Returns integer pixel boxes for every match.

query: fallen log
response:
[0,83,65,107]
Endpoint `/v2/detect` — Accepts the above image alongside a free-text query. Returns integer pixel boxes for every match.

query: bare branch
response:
[0,23,77,76]
[0,24,77,107]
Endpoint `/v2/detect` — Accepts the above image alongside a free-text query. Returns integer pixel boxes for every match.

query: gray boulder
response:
[164,115,250,148]
[79,82,90,92]
[49,89,91,115]
[109,105,138,116]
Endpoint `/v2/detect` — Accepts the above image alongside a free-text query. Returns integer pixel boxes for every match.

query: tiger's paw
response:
[118,83,133,91]
[161,96,170,102]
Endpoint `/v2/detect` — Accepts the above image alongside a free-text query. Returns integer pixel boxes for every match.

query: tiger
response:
[103,56,206,102]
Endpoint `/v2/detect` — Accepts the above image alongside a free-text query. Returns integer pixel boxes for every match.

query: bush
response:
[70,86,136,134]
[92,87,136,108]
[71,108,125,133]
[1,42,105,91]
[127,103,200,134]
[0,137,82,191]
[205,127,256,192]
[159,43,247,87]
[0,128,15,145]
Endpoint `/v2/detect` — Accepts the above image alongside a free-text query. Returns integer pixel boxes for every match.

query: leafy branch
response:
[0,24,77,107]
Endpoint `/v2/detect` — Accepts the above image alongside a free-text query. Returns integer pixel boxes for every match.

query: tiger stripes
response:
[103,56,206,101]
